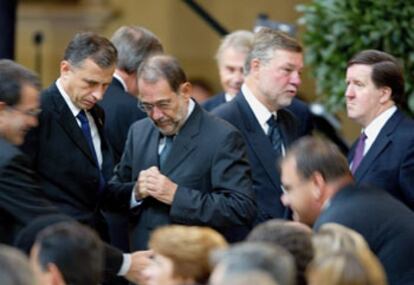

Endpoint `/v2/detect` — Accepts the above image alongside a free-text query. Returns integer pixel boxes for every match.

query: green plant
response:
[297,0,414,113]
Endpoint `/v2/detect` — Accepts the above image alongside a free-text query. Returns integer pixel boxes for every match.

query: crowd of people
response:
[1,24,414,285]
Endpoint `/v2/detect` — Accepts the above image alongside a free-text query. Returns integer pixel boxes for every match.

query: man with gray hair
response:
[213,28,305,229]
[203,30,253,111]
[100,26,163,164]
[209,242,295,285]
[108,54,256,249]
[0,245,35,285]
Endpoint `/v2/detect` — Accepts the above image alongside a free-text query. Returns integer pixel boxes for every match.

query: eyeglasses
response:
[7,106,42,117]
[137,100,173,113]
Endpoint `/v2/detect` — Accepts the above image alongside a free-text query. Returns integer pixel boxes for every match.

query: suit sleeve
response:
[0,153,59,225]
[399,142,414,209]
[169,129,256,227]
[103,127,136,211]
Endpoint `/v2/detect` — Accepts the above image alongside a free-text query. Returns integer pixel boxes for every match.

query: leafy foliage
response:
[297,0,414,112]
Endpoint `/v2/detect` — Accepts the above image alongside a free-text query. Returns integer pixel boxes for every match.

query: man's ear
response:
[310,172,325,201]
[249,58,261,75]
[379,86,392,104]
[48,263,66,285]
[60,60,71,78]
[179,82,192,100]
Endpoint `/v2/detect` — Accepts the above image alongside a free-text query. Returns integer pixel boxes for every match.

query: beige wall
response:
[16,0,359,141]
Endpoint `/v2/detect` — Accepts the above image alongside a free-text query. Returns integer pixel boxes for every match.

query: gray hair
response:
[111,26,163,74]
[244,27,302,75]
[0,245,35,285]
[216,30,254,63]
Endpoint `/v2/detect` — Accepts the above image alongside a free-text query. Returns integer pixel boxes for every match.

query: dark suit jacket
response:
[348,109,414,210]
[21,83,127,237]
[99,77,146,164]
[212,93,302,223]
[203,92,313,136]
[0,137,57,244]
[314,184,414,285]
[108,103,256,250]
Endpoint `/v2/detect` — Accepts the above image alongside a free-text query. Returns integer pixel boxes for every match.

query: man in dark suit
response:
[108,55,256,250]
[99,26,163,254]
[100,26,163,164]
[213,28,305,225]
[0,59,154,284]
[203,29,313,136]
[21,32,126,240]
[346,50,414,210]
[280,137,414,285]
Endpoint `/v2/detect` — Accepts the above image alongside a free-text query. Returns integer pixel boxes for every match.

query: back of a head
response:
[0,245,35,285]
[244,27,302,75]
[215,271,280,285]
[284,136,351,183]
[0,59,41,106]
[248,219,313,285]
[211,242,296,285]
[111,25,163,73]
[149,225,228,284]
[64,31,117,69]
[307,250,387,285]
[137,54,187,92]
[216,30,254,63]
[34,221,104,285]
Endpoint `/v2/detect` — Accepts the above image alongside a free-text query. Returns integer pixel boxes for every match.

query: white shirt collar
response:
[56,78,82,117]
[113,73,128,92]
[241,84,275,134]
[362,105,397,155]
[225,93,236,102]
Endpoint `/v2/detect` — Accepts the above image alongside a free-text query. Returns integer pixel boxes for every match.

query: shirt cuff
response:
[130,185,143,208]
[118,253,132,276]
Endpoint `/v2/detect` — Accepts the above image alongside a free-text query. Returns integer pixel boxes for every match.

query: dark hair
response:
[138,54,187,92]
[248,219,314,285]
[284,136,351,182]
[348,49,405,106]
[0,59,41,106]
[64,32,117,69]
[245,27,302,75]
[35,222,104,285]
[111,26,163,74]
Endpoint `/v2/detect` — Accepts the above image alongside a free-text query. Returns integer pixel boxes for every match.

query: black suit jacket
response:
[0,137,57,244]
[348,109,414,210]
[314,184,414,285]
[99,77,146,164]
[108,103,256,249]
[212,93,302,223]
[203,92,313,136]
[21,82,127,236]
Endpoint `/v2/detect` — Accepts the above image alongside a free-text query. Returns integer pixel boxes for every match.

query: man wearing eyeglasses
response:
[108,55,256,250]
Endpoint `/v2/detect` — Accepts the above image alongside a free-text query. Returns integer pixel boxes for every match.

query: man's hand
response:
[138,166,178,205]
[124,250,153,285]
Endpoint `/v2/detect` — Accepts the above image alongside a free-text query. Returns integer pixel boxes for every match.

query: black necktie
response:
[77,110,105,192]
[159,135,174,169]
[267,115,283,157]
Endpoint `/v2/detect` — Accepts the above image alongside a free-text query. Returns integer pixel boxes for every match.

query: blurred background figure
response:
[144,225,228,285]
[189,77,214,104]
[0,245,35,285]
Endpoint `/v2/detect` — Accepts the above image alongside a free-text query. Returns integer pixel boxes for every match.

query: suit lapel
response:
[161,103,200,174]
[278,108,299,147]
[235,94,281,188]
[353,110,403,181]
[51,85,96,164]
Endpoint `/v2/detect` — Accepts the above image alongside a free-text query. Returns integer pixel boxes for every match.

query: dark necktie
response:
[351,132,367,174]
[159,135,174,170]
[77,110,105,192]
[267,115,283,157]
